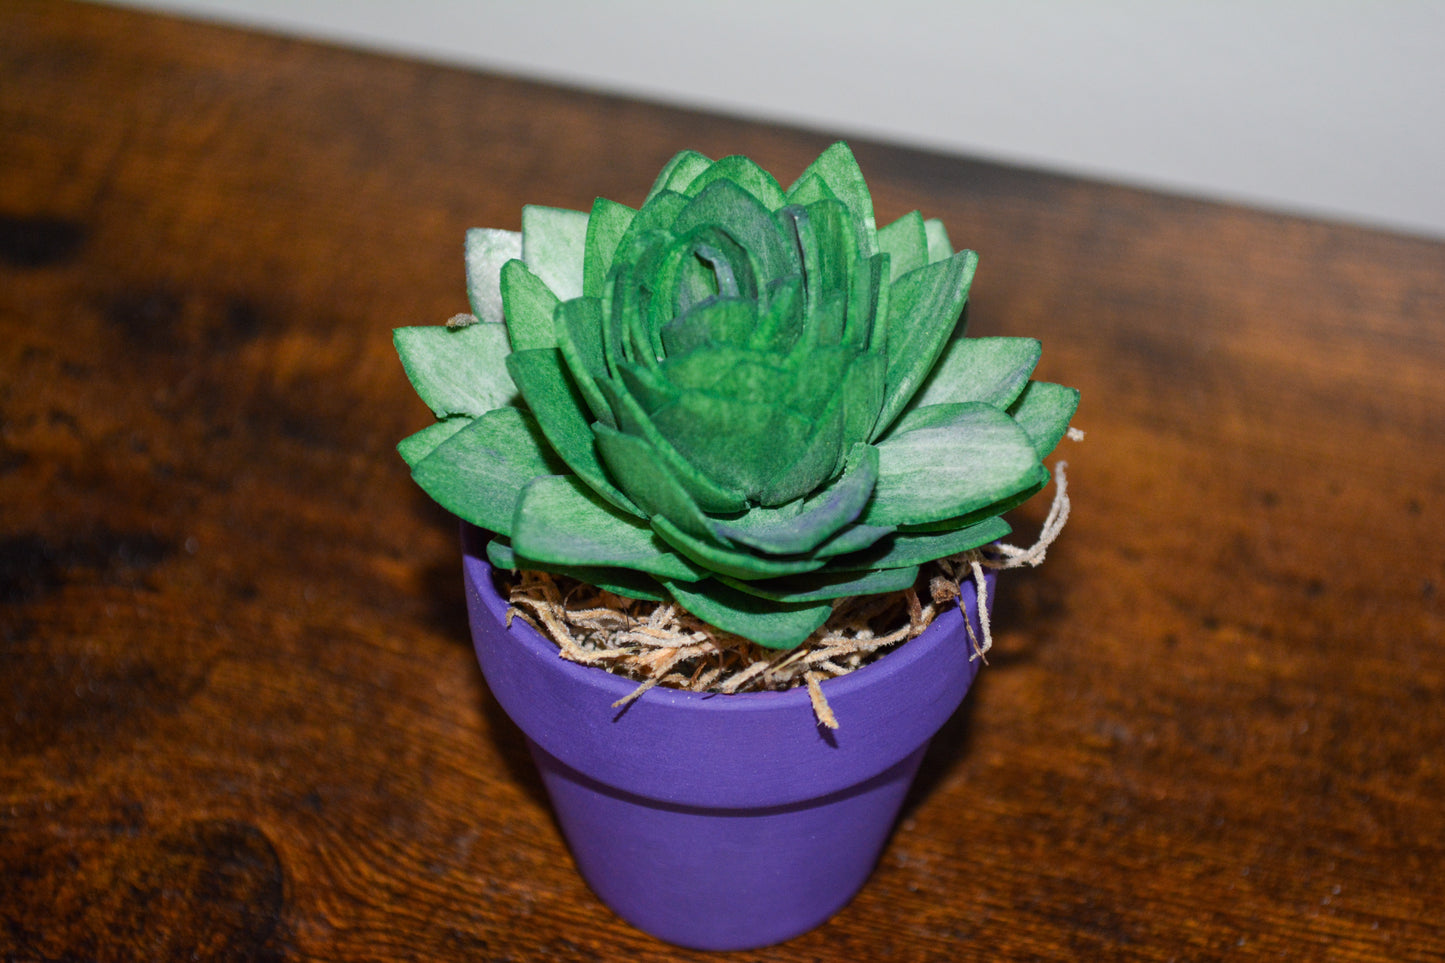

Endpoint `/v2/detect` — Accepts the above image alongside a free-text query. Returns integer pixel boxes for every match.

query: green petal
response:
[397,418,469,468]
[787,141,877,256]
[512,475,704,581]
[877,210,927,281]
[660,577,834,649]
[465,228,522,323]
[720,563,920,603]
[499,259,560,351]
[905,337,1040,414]
[394,323,517,418]
[521,205,589,301]
[505,348,639,516]
[583,197,636,298]
[872,249,979,438]
[863,402,1041,527]
[411,407,563,534]
[487,535,668,601]
[1008,381,1081,458]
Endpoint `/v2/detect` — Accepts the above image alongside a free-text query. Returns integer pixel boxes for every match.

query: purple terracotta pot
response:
[461,524,994,951]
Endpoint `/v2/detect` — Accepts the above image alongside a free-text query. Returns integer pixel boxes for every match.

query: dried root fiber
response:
[502,463,1072,729]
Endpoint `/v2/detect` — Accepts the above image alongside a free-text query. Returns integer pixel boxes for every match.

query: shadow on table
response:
[898,558,1069,821]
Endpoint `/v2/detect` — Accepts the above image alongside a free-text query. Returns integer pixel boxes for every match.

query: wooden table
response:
[4,2,1442,959]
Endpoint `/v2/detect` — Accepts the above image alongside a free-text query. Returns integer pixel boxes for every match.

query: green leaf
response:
[788,142,877,256]
[505,348,639,516]
[512,474,704,580]
[660,298,757,355]
[660,577,834,649]
[721,563,921,603]
[607,258,661,372]
[923,218,953,262]
[593,423,722,544]
[682,154,787,211]
[583,197,636,298]
[881,402,970,437]
[499,259,560,351]
[905,337,1040,414]
[611,191,688,277]
[652,516,828,581]
[825,516,1010,571]
[672,180,797,284]
[757,393,845,505]
[394,323,517,418]
[521,205,589,301]
[645,149,713,202]
[808,521,897,559]
[411,407,564,534]
[649,230,758,322]
[1008,381,1080,458]
[864,402,1041,527]
[614,359,677,414]
[397,418,469,468]
[553,297,616,427]
[751,275,806,354]
[872,249,979,438]
[658,342,747,393]
[465,228,522,324]
[782,199,857,346]
[877,210,928,281]
[716,443,880,555]
[842,252,888,351]
[650,389,811,504]
[487,535,669,601]
[898,463,1049,533]
[783,170,836,208]
[598,378,748,513]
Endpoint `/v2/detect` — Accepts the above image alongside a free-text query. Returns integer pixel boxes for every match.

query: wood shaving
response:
[501,463,1072,729]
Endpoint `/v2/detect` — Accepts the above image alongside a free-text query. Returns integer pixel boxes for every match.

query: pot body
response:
[462,525,994,951]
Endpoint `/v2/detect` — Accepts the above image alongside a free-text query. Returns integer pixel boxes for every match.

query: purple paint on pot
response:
[462,525,994,951]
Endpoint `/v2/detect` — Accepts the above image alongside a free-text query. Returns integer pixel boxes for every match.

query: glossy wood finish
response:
[3,2,1443,959]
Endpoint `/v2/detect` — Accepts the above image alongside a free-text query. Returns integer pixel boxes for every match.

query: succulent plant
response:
[395,142,1077,649]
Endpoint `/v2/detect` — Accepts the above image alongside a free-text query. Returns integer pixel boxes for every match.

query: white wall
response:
[103,0,1445,239]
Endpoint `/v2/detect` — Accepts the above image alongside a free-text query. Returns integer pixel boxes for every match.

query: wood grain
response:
[3,1,1443,959]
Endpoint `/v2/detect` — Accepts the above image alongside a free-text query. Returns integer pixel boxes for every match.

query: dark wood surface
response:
[4,2,1443,959]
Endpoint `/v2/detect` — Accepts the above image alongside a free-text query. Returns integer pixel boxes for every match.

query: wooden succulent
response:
[396,143,1077,648]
